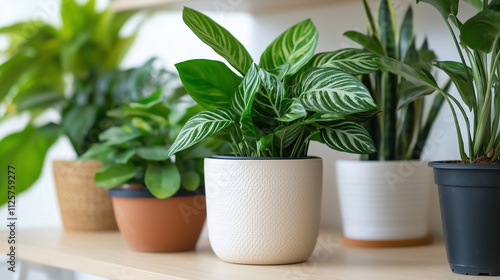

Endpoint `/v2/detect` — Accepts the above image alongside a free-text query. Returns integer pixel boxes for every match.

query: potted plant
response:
[79,87,226,252]
[380,0,500,275]
[335,0,447,247]
[166,7,380,264]
[0,0,148,230]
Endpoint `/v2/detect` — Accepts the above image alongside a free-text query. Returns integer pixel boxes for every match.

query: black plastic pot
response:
[429,162,500,276]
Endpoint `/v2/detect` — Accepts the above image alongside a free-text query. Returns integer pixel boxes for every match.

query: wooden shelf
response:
[111,0,343,12]
[0,229,486,280]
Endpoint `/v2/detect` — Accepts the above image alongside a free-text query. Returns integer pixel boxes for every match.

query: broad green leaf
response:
[304,113,345,123]
[464,0,483,10]
[0,52,34,101]
[61,0,86,38]
[182,7,253,75]
[62,105,97,147]
[274,123,304,149]
[343,31,385,55]
[434,61,474,110]
[297,68,377,115]
[416,0,459,19]
[377,57,439,89]
[167,108,235,156]
[99,126,142,145]
[145,163,181,199]
[460,10,500,52]
[94,163,138,189]
[320,121,376,154]
[78,143,114,162]
[136,146,170,161]
[345,109,381,123]
[253,68,285,120]
[259,19,318,77]
[0,124,59,206]
[277,98,307,122]
[113,149,136,164]
[175,59,242,109]
[399,7,414,61]
[397,80,435,108]
[269,63,290,81]
[231,64,260,137]
[489,0,500,11]
[181,171,200,191]
[379,0,397,58]
[307,48,379,75]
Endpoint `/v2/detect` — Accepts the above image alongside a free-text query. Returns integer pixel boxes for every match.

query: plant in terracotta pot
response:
[80,88,227,252]
[0,0,147,230]
[166,7,380,264]
[335,0,447,247]
[379,0,500,275]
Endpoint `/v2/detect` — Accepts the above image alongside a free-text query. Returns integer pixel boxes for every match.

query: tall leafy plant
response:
[345,0,446,160]
[379,0,500,163]
[0,0,146,205]
[167,7,381,158]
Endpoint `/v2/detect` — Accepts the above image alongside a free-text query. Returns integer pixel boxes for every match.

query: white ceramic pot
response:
[336,160,433,243]
[204,156,322,264]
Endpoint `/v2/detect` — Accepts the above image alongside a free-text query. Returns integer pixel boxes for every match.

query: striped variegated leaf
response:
[259,19,318,77]
[307,48,379,75]
[253,68,285,120]
[320,121,376,154]
[277,98,307,122]
[183,7,253,75]
[231,64,260,137]
[303,113,345,123]
[269,63,291,81]
[298,67,377,115]
[275,122,303,149]
[167,108,235,156]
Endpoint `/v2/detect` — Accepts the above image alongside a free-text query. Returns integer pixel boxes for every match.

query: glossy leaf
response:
[113,149,136,164]
[460,10,500,53]
[175,59,242,109]
[94,163,138,189]
[62,105,97,147]
[231,64,260,136]
[145,163,181,199]
[464,0,483,10]
[99,126,142,145]
[78,143,114,163]
[259,19,318,77]
[320,122,376,154]
[344,31,385,55]
[181,171,200,191]
[167,108,235,157]
[416,0,459,19]
[307,48,379,75]
[183,7,253,75]
[136,146,170,161]
[434,61,474,110]
[253,68,285,119]
[298,68,377,115]
[278,98,307,122]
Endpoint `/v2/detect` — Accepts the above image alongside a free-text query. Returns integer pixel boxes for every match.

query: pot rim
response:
[429,161,500,170]
[109,186,205,199]
[210,155,321,160]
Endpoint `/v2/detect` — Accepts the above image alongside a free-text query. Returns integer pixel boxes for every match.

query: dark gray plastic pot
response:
[429,162,500,276]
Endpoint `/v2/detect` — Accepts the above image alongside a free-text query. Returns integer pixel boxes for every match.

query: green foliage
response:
[79,88,228,198]
[167,8,379,158]
[0,0,144,205]
[382,0,500,162]
[347,0,445,160]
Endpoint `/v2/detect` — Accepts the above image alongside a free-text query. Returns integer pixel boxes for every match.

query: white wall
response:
[0,0,477,279]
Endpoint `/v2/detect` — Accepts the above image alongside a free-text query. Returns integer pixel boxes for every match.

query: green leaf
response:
[99,126,142,145]
[167,108,235,156]
[277,98,307,122]
[307,48,379,75]
[345,109,380,123]
[304,113,345,123]
[0,52,34,101]
[181,171,200,191]
[377,57,439,89]
[274,123,304,149]
[297,68,377,115]
[379,0,397,58]
[113,149,136,164]
[175,59,242,109]
[182,7,253,75]
[269,63,290,81]
[253,68,285,120]
[78,143,113,162]
[231,64,260,136]
[464,0,483,10]
[136,146,170,161]
[62,105,97,148]
[489,0,500,11]
[145,163,181,199]
[320,121,376,154]
[460,10,500,53]
[343,31,385,55]
[0,124,59,206]
[259,19,318,77]
[61,0,86,38]
[399,7,414,61]
[94,163,138,189]
[434,61,474,110]
[416,0,459,19]
[397,80,435,109]
[362,0,378,36]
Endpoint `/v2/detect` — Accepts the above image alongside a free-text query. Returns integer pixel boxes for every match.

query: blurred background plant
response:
[345,0,447,160]
[0,0,159,205]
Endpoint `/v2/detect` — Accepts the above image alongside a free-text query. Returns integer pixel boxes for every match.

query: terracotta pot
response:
[110,187,206,252]
[204,156,322,265]
[53,160,118,231]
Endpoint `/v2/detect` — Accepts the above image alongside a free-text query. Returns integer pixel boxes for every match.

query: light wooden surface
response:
[111,0,344,12]
[0,228,497,280]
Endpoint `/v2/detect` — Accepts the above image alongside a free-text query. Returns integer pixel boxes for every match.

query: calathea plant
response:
[345,0,446,160]
[167,7,381,158]
[79,87,227,198]
[379,0,500,163]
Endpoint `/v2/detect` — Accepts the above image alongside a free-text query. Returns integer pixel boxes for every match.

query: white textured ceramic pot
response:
[204,156,322,264]
[336,160,433,247]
